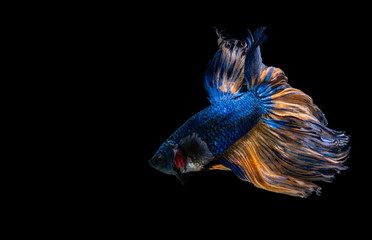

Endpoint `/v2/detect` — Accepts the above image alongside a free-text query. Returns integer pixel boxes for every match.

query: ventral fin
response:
[175,171,189,186]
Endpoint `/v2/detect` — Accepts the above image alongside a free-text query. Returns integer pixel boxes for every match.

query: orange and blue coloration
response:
[149,27,350,197]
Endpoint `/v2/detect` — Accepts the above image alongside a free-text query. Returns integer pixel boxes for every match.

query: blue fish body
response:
[149,27,350,197]
[167,92,264,156]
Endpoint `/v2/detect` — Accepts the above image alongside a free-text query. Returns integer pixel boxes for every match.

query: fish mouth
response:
[148,158,155,169]
[148,154,158,169]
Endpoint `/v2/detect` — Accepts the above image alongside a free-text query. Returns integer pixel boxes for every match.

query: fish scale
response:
[168,92,264,156]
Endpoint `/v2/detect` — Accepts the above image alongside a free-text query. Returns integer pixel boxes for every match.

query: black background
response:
[11,3,368,238]
[66,7,367,236]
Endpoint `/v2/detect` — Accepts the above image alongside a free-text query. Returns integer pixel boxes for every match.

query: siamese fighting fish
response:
[149,27,350,197]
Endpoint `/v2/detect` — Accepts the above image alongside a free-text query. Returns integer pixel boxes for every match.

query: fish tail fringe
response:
[221,67,350,197]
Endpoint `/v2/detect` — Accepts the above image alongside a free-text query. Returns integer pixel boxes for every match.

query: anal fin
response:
[202,161,231,171]
[209,163,231,171]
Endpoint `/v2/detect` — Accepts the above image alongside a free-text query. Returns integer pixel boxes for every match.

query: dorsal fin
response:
[204,29,247,104]
[244,26,268,91]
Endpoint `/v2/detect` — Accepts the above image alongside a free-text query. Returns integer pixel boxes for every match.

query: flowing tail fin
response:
[220,27,350,197]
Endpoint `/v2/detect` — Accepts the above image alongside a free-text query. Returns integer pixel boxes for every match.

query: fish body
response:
[168,91,264,156]
[149,27,350,197]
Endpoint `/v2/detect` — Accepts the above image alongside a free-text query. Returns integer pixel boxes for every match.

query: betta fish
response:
[149,27,350,197]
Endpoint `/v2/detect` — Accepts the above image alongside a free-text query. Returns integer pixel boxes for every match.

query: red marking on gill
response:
[175,150,184,170]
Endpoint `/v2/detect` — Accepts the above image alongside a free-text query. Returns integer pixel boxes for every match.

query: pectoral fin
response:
[178,133,215,172]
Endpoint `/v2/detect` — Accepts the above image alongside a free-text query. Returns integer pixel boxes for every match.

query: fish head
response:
[149,141,181,176]
[149,133,215,185]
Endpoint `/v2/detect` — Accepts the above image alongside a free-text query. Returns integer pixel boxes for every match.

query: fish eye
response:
[155,155,164,164]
